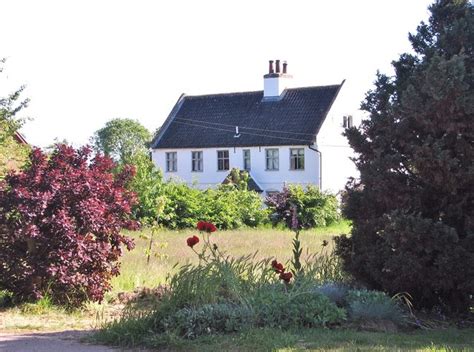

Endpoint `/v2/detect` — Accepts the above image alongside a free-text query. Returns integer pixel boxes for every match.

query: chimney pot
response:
[268,60,274,74]
[275,59,280,73]
[283,61,287,74]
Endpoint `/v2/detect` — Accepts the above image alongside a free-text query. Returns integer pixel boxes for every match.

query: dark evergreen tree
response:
[335,0,474,313]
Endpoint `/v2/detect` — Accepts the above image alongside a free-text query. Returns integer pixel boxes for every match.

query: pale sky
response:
[1,0,433,148]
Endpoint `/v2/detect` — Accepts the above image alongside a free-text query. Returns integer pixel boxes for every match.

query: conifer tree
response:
[336,0,474,312]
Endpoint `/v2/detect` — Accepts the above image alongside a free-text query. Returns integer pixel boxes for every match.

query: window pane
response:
[266,149,278,170]
[217,150,229,170]
[192,151,202,171]
[290,149,304,170]
[166,152,177,172]
[243,150,250,170]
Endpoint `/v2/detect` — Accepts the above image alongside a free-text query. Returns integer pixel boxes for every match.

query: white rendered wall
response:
[316,87,361,193]
[151,145,320,193]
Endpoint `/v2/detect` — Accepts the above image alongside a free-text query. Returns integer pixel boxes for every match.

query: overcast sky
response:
[1,0,433,148]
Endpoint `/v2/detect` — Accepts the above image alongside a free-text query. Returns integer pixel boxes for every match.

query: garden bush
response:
[126,152,166,225]
[313,283,349,307]
[251,285,345,328]
[163,303,255,338]
[160,183,268,229]
[266,185,340,229]
[346,289,405,325]
[0,145,136,305]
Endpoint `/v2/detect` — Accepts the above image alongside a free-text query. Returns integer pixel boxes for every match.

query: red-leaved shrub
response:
[0,145,137,305]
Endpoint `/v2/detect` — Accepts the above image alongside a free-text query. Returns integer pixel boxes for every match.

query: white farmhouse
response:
[151,60,355,194]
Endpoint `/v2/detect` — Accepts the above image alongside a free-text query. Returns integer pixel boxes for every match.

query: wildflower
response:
[271,260,284,273]
[197,221,217,233]
[186,235,200,248]
[279,271,293,283]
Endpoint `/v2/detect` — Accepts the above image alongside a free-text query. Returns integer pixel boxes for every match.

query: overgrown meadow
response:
[111,222,349,294]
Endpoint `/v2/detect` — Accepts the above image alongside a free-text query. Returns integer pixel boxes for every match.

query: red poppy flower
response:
[271,260,284,273]
[279,272,293,283]
[186,235,200,248]
[197,221,217,233]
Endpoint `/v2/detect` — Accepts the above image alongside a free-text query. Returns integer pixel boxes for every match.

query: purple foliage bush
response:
[0,145,137,306]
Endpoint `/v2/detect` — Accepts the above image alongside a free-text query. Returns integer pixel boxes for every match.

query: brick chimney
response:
[263,59,292,99]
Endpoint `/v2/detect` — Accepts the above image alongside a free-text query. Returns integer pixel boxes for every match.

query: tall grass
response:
[111,220,350,294]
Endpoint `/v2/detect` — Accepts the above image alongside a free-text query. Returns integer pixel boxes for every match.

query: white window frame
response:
[265,148,279,171]
[191,151,203,172]
[290,148,305,170]
[243,149,251,171]
[217,150,230,171]
[166,152,177,172]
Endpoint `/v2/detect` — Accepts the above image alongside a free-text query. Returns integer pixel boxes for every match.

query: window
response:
[243,149,251,171]
[290,148,305,170]
[265,148,279,170]
[191,151,203,172]
[166,152,177,172]
[217,150,229,171]
[343,115,354,128]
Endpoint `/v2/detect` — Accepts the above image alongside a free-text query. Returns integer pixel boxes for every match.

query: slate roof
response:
[152,82,344,149]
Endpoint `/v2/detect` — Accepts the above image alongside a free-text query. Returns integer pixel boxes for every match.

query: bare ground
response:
[0,330,141,352]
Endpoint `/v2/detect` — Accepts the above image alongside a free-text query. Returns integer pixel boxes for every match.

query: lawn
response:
[139,327,474,351]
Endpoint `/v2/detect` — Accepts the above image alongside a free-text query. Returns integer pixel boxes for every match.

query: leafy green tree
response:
[335,0,474,313]
[92,118,151,164]
[127,152,166,224]
[0,58,30,177]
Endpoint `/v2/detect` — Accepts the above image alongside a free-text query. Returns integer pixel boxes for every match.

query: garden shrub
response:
[266,185,340,229]
[160,183,267,229]
[0,145,136,305]
[0,290,12,308]
[163,303,255,338]
[126,152,166,225]
[312,283,349,307]
[160,182,202,229]
[251,285,345,328]
[346,289,405,325]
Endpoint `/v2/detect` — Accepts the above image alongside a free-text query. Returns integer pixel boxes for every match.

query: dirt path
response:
[0,330,131,352]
